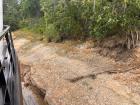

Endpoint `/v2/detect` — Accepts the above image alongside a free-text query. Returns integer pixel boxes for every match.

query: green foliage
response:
[45,24,60,42]
[19,0,41,19]
[4,0,20,30]
[4,0,42,30]
[19,18,45,34]
[40,0,140,40]
[4,0,140,45]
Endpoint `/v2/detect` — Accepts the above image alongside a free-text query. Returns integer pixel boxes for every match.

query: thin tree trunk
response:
[93,0,96,12]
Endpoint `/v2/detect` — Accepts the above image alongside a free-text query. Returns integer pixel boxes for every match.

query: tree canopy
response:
[4,0,140,48]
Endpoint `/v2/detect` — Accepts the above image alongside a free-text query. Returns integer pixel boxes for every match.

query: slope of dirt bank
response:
[13,31,140,105]
[22,84,46,105]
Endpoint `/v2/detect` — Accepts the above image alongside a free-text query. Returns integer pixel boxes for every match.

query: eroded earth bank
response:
[14,31,140,105]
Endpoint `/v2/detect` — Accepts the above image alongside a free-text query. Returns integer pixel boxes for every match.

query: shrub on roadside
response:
[39,0,140,48]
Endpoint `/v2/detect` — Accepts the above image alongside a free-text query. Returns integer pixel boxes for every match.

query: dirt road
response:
[13,32,140,105]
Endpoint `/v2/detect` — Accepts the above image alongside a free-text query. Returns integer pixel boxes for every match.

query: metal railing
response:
[0,25,23,105]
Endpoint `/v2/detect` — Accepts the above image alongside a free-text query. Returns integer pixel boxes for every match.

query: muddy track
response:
[13,33,140,105]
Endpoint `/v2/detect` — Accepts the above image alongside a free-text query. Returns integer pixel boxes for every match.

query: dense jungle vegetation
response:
[4,0,140,48]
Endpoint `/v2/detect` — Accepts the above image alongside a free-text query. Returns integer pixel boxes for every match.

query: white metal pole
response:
[0,0,3,61]
[0,0,3,32]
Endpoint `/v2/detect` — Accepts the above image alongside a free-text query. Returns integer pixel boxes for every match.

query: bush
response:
[19,18,45,34]
[5,0,140,48]
[45,24,60,42]
[40,0,140,41]
[4,16,19,31]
